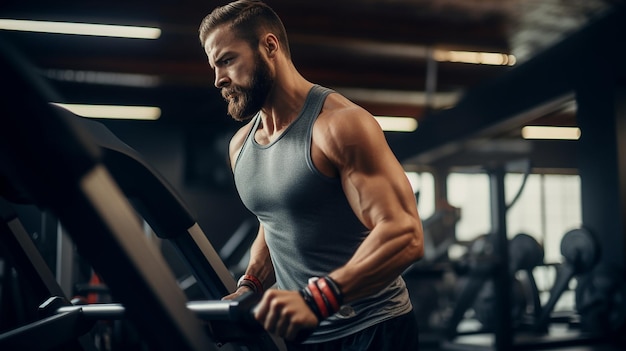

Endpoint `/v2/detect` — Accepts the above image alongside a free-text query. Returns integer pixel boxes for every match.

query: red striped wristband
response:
[307,280,330,318]
[237,274,263,294]
[317,277,341,312]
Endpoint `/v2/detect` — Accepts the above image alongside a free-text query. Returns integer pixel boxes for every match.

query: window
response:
[447,172,491,242]
[446,172,581,262]
[405,172,435,219]
[506,173,582,263]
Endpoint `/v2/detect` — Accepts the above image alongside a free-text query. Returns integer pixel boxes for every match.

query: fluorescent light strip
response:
[53,103,161,120]
[337,87,460,109]
[292,35,516,66]
[434,50,516,66]
[0,19,161,39]
[45,69,160,88]
[374,116,418,132]
[521,126,581,140]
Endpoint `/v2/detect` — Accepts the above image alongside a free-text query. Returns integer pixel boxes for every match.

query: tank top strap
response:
[304,85,334,123]
[298,85,334,139]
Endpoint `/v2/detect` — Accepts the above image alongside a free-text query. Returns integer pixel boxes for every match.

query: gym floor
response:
[420,335,626,351]
[418,322,626,351]
[420,338,626,351]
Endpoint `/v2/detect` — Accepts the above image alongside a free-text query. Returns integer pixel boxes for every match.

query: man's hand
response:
[222,286,254,301]
[253,289,319,341]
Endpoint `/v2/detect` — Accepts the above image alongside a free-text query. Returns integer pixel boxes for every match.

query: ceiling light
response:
[337,87,460,110]
[292,35,515,66]
[0,19,161,39]
[45,69,160,88]
[53,103,161,120]
[434,49,516,66]
[521,126,581,140]
[374,116,418,132]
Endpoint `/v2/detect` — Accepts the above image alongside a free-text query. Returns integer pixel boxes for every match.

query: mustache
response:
[221,86,244,100]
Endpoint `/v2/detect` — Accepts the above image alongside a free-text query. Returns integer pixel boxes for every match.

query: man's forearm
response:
[244,225,276,290]
[329,219,423,303]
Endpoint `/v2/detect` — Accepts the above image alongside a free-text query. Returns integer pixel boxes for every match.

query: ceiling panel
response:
[0,0,619,166]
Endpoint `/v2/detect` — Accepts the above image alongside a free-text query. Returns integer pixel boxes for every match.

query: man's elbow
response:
[404,219,424,262]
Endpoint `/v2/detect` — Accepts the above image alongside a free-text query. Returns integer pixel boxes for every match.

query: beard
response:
[222,53,274,122]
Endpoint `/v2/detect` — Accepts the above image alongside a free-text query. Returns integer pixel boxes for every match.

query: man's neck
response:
[258,72,313,139]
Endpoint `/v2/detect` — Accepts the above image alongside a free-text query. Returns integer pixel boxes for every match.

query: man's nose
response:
[214,70,229,88]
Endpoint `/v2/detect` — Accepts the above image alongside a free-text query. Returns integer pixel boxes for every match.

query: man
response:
[199,1,424,350]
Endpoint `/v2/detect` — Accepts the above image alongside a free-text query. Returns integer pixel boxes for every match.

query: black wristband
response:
[237,280,257,292]
[299,287,324,320]
[237,274,263,293]
[323,276,344,305]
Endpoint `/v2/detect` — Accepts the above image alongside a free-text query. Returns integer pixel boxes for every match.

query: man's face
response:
[221,51,273,121]
[204,26,274,122]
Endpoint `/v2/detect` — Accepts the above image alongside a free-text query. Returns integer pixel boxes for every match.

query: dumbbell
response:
[535,228,599,330]
[575,264,626,334]
[508,233,544,273]
[473,233,544,330]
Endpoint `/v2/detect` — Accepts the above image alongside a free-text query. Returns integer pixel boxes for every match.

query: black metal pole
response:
[489,166,513,350]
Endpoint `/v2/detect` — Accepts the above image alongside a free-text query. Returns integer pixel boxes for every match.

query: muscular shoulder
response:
[313,93,387,169]
[316,93,381,139]
[228,119,256,171]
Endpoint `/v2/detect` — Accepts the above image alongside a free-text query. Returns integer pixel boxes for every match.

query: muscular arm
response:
[317,102,424,303]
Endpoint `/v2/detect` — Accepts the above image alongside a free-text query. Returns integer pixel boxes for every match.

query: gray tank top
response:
[233,85,412,342]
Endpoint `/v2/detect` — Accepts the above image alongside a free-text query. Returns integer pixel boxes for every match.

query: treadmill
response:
[0,37,286,351]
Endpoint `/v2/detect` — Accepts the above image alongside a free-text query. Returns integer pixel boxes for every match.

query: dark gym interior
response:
[1,0,625,350]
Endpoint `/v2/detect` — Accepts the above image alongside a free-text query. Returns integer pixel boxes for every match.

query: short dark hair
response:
[199,0,291,59]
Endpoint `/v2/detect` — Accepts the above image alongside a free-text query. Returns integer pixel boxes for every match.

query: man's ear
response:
[263,33,279,57]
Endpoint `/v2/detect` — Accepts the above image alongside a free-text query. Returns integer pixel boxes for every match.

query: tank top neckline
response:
[249,84,323,149]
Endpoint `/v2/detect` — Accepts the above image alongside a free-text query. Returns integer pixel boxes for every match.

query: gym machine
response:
[220,217,259,278]
[0,197,97,351]
[0,182,287,350]
[440,164,611,350]
[469,228,602,333]
[57,99,289,349]
[401,203,461,339]
[55,104,236,300]
[0,290,272,350]
[0,37,287,350]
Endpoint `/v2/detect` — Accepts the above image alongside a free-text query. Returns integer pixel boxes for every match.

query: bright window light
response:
[374,116,418,132]
[53,103,161,120]
[521,126,581,140]
[0,19,161,39]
